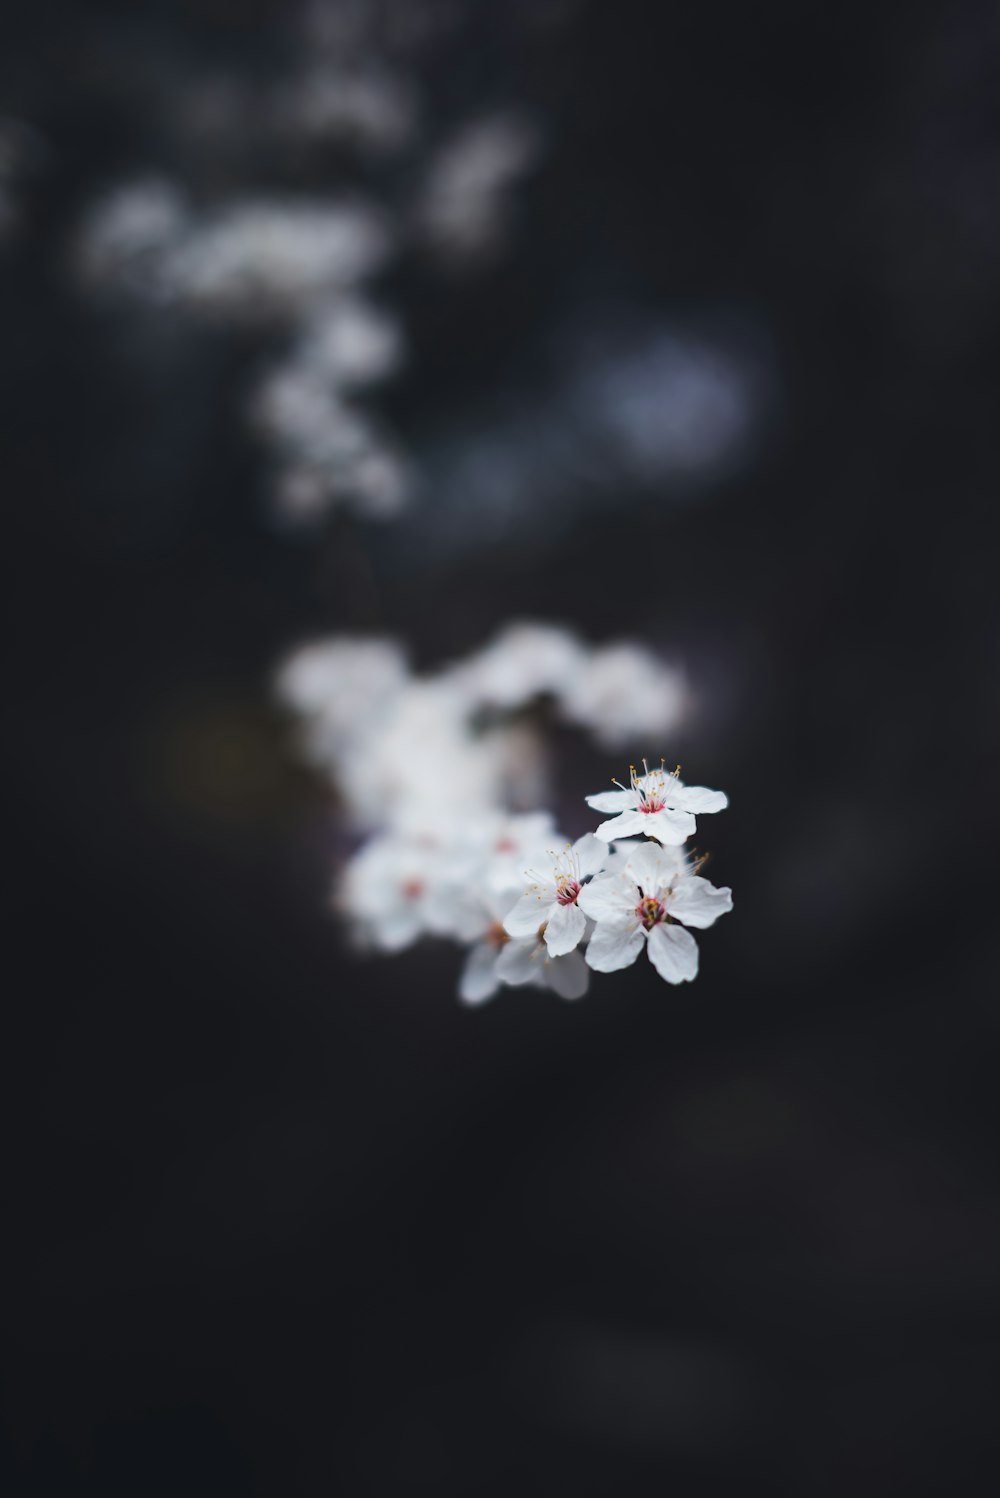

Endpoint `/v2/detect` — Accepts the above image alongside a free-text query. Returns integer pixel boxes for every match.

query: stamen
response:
[635,896,669,930]
[486,920,510,949]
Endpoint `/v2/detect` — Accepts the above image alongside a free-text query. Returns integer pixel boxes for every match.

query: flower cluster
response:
[70,0,546,526]
[278,625,731,1004]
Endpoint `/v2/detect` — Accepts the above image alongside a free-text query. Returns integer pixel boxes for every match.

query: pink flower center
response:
[638,797,665,814]
[555,878,581,907]
[401,878,425,901]
[636,895,668,930]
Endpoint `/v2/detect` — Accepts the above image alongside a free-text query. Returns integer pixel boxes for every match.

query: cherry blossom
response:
[502,833,606,956]
[578,842,732,984]
[339,832,463,953]
[450,883,586,1005]
[587,760,728,847]
[279,623,734,1003]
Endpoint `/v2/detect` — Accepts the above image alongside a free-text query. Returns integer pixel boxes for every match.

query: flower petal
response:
[495,939,539,986]
[543,900,587,956]
[646,922,699,983]
[623,840,675,894]
[371,906,423,952]
[594,811,650,843]
[572,832,608,880]
[643,808,697,845]
[545,949,589,1000]
[503,891,555,939]
[458,943,499,1004]
[578,872,638,922]
[667,876,733,929]
[586,918,645,972]
[672,783,728,814]
[585,789,638,813]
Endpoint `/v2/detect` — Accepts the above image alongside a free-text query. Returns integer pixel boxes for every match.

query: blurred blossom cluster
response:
[77,187,391,320]
[414,113,541,266]
[70,0,545,523]
[278,624,731,1002]
[396,315,771,562]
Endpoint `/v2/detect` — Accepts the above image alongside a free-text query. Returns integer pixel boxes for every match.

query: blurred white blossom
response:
[415,113,541,265]
[561,644,688,749]
[280,623,732,1001]
[79,192,391,321]
[447,621,586,712]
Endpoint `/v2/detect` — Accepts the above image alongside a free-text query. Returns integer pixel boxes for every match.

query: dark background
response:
[4,1,999,1493]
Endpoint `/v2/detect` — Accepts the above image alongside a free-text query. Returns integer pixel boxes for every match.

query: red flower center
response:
[636,896,668,929]
[555,879,581,907]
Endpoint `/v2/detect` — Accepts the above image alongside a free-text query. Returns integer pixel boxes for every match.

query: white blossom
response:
[164,199,391,321]
[560,643,687,749]
[291,297,403,390]
[278,624,734,1004]
[503,833,605,956]
[448,622,586,713]
[491,929,590,1001]
[339,831,461,952]
[579,842,732,984]
[75,178,190,298]
[415,114,541,264]
[276,636,407,726]
[450,884,529,1005]
[587,760,728,846]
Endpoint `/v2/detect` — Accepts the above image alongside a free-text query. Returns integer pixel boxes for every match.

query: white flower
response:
[450,622,585,713]
[445,875,589,1005]
[448,883,523,1005]
[578,841,732,984]
[559,643,688,750]
[338,680,509,833]
[464,811,557,891]
[339,832,460,953]
[587,760,728,846]
[503,832,606,956]
[293,297,403,390]
[416,113,540,264]
[166,200,392,321]
[492,929,590,1001]
[275,636,408,765]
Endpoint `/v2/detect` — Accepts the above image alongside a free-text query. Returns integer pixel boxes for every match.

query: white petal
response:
[673,783,728,814]
[586,919,645,972]
[647,922,699,983]
[437,891,492,943]
[545,949,589,1000]
[667,877,733,930]
[494,939,539,986]
[543,900,587,956]
[643,808,697,846]
[503,891,555,939]
[595,811,650,843]
[458,943,499,1004]
[572,832,608,880]
[585,789,639,813]
[369,906,423,952]
[624,840,674,893]
[577,872,638,922]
